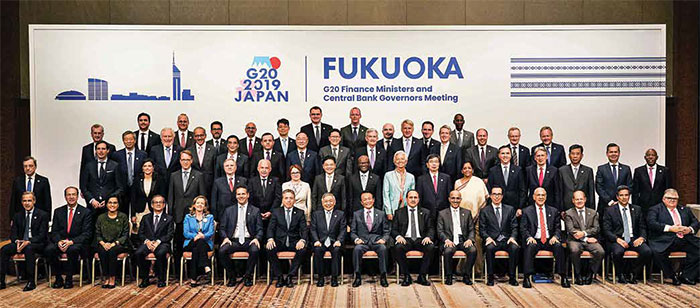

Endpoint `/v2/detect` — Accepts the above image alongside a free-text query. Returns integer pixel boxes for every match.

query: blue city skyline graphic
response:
[55,52,195,101]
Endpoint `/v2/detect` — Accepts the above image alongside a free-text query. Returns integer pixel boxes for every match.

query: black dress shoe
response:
[275,276,286,288]
[575,274,584,285]
[102,284,110,289]
[107,284,116,289]
[679,276,696,285]
[463,275,472,285]
[157,281,166,288]
[243,276,253,287]
[63,281,74,289]
[316,277,325,287]
[671,275,682,286]
[445,275,453,285]
[352,276,362,288]
[584,274,593,285]
[52,278,64,289]
[400,274,412,287]
[561,276,571,288]
[522,276,532,288]
[486,275,495,286]
[139,279,150,288]
[23,282,36,292]
[226,277,237,287]
[508,277,519,286]
[616,275,628,284]
[286,276,294,288]
[380,274,389,287]
[330,276,339,287]
[627,273,637,284]
[416,275,430,286]
[0,281,6,290]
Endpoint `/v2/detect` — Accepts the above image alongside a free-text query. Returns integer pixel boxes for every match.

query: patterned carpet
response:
[0,275,699,308]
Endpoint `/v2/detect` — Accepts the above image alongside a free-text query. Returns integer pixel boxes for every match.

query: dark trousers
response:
[484,241,519,277]
[184,240,211,278]
[219,239,259,278]
[393,238,434,275]
[268,242,308,278]
[313,245,343,278]
[45,243,82,279]
[522,240,566,275]
[442,242,476,277]
[353,242,388,275]
[651,238,700,280]
[174,223,184,262]
[567,240,605,276]
[96,244,127,277]
[608,242,651,275]
[134,243,171,282]
[0,243,44,279]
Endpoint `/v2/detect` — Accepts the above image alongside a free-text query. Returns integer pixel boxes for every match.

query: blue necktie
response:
[26,177,32,192]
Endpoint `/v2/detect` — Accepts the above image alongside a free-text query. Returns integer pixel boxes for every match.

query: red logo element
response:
[270,57,281,70]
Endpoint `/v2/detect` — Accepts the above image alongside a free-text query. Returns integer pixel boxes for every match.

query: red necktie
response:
[538,167,544,187]
[648,167,654,188]
[67,207,74,233]
[433,174,438,194]
[180,132,185,148]
[671,208,684,238]
[248,139,253,157]
[228,177,234,192]
[538,206,547,244]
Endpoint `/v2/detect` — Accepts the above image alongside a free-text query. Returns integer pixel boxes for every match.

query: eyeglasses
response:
[491,193,503,196]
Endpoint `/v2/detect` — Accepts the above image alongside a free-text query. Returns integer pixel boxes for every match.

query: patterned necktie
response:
[299,151,305,168]
[127,152,133,186]
[26,176,32,192]
[409,208,418,241]
[573,166,578,181]
[180,132,186,148]
[182,171,189,191]
[578,209,585,226]
[405,138,411,154]
[238,207,246,244]
[332,147,337,159]
[621,207,631,242]
[315,126,321,145]
[512,146,518,166]
[546,146,551,165]
[325,211,332,247]
[266,151,271,160]
[538,206,547,243]
[369,148,375,168]
[366,211,373,231]
[24,211,31,240]
[165,147,172,166]
[228,177,234,192]
[612,164,618,183]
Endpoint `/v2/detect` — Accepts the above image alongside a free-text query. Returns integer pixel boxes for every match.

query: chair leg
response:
[180,258,185,286]
[253,264,257,285]
[440,256,444,284]
[340,256,343,285]
[310,255,314,284]
[166,256,171,287]
[571,263,575,283]
[13,261,20,285]
[266,261,270,285]
[136,266,140,286]
[483,258,487,284]
[91,259,96,286]
[601,259,605,284]
[121,257,127,287]
[211,257,215,286]
[79,259,83,287]
[642,265,646,284]
[396,262,399,284]
[612,262,616,284]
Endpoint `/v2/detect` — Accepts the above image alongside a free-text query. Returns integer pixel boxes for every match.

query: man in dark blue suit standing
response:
[530,126,566,169]
[415,154,451,220]
[596,143,633,214]
[80,124,117,180]
[299,106,333,153]
[390,119,425,176]
[80,140,124,216]
[488,146,527,215]
[506,127,530,170]
[114,131,147,213]
[8,156,52,219]
[285,132,319,183]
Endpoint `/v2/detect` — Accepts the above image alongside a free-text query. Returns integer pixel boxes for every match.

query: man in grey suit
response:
[462,128,498,181]
[340,107,367,150]
[564,191,605,285]
[188,127,217,192]
[596,143,633,214]
[311,156,347,213]
[559,144,595,212]
[351,192,390,288]
[437,190,477,285]
[319,129,353,176]
[449,113,475,151]
[167,150,207,259]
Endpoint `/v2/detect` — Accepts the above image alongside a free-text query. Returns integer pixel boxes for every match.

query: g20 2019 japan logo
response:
[234,56,288,103]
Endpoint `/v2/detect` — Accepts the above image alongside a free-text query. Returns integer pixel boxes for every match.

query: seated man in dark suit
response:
[479,186,519,286]
[564,191,605,285]
[319,129,353,177]
[80,140,124,217]
[437,190,477,285]
[310,193,346,287]
[602,185,651,284]
[488,146,526,216]
[529,126,566,169]
[9,156,51,219]
[45,186,93,289]
[520,188,569,288]
[596,143,633,215]
[286,132,319,183]
[351,191,390,288]
[210,158,247,220]
[266,189,308,288]
[214,135,249,178]
[353,128,387,178]
[0,192,49,291]
[248,132,286,180]
[526,146,559,209]
[415,154,451,220]
[646,188,699,285]
[347,155,382,225]
[135,195,174,288]
[219,185,263,287]
[391,190,434,286]
[632,148,671,214]
[311,156,346,213]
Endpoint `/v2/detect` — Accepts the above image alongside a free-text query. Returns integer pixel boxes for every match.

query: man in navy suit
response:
[339,107,368,150]
[174,113,194,150]
[462,128,498,181]
[415,154,451,220]
[646,189,699,285]
[249,133,286,180]
[135,195,174,288]
[45,187,93,289]
[479,186,520,286]
[596,143,633,214]
[391,191,434,286]
[188,126,218,192]
[390,119,425,176]
[79,124,117,180]
[488,146,527,215]
[210,158,247,220]
[241,122,262,157]
[300,106,333,153]
[134,112,160,154]
[506,127,530,170]
[149,127,181,183]
[419,121,440,156]
[273,118,296,159]
[214,135,249,178]
[632,148,672,214]
[530,126,566,169]
[0,192,49,291]
[206,121,227,156]
[80,140,124,216]
[351,191,391,288]
[219,185,262,287]
[380,123,400,163]
[114,131,147,213]
[526,147,559,209]
[266,190,308,288]
[286,132,319,183]
[9,156,51,219]
[353,128,387,178]
[520,188,569,288]
[602,186,650,284]
[433,125,462,182]
[248,160,282,228]
[310,193,346,287]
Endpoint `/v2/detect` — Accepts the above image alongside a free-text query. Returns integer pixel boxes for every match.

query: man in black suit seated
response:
[351,191,390,288]
[520,187,569,288]
[80,123,117,180]
[632,148,672,215]
[433,125,462,182]
[80,140,124,217]
[45,187,93,289]
[266,189,308,288]
[248,159,283,229]
[210,158,247,220]
[391,190,434,286]
[602,185,651,284]
[353,128,387,178]
[214,135,249,178]
[273,118,296,159]
[390,119,425,176]
[300,106,333,153]
[134,112,160,155]
[310,193,346,287]
[526,146,559,209]
[9,156,51,219]
[311,156,346,213]
[415,154,451,220]
[219,185,262,287]
[149,127,181,183]
[646,188,699,285]
[488,146,527,217]
[479,186,520,286]
[249,132,286,180]
[530,126,566,169]
[348,155,383,224]
[0,192,49,291]
[135,195,174,288]
[437,190,477,285]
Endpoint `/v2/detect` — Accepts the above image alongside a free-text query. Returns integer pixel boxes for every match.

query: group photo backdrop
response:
[30,25,666,209]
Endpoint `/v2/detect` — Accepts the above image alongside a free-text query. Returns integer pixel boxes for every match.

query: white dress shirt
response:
[451,207,462,243]
[234,203,250,238]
